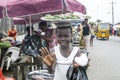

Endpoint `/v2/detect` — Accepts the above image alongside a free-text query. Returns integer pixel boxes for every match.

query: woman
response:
[39,22,89,80]
[35,21,57,52]
[82,18,91,54]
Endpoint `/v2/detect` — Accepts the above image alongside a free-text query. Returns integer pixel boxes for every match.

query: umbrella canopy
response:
[12,17,26,24]
[65,0,86,14]
[0,0,86,23]
[6,0,63,17]
[0,6,3,18]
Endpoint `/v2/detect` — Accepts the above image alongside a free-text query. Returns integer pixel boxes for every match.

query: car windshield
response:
[100,24,109,29]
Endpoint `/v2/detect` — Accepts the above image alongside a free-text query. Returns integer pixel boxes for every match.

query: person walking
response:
[90,26,95,46]
[82,18,91,54]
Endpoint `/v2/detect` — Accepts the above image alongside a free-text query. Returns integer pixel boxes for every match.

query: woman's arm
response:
[39,47,55,74]
[74,49,88,67]
[34,29,55,42]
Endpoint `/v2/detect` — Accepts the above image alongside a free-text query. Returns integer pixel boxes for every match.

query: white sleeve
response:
[74,53,88,66]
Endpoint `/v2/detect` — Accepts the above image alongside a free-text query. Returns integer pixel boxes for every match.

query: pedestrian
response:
[39,21,89,80]
[82,18,92,54]
[90,32,95,46]
[112,28,114,36]
[19,26,34,53]
[19,26,34,62]
[7,25,17,41]
[90,24,95,46]
[110,27,113,36]
[18,26,45,71]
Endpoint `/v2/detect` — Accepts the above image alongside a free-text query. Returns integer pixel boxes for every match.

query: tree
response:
[96,19,102,24]
[89,22,96,26]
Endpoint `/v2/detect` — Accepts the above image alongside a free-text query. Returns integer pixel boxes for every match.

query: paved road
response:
[87,36,120,80]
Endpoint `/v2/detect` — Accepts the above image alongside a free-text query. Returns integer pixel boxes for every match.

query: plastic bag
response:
[26,70,54,80]
[66,65,88,80]
[22,34,41,57]
[74,53,88,67]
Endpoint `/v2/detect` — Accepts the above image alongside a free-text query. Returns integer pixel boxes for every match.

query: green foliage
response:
[96,19,102,23]
[0,42,11,49]
[89,22,96,26]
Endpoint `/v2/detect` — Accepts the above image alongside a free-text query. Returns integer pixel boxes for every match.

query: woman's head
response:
[11,25,15,30]
[56,23,72,47]
[84,18,88,24]
[39,21,47,31]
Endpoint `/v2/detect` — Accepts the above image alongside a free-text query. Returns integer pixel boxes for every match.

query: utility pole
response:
[112,1,114,25]
[110,1,116,26]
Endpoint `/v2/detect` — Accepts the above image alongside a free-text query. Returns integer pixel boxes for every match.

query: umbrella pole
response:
[29,15,34,71]
[62,0,65,13]
[29,16,32,36]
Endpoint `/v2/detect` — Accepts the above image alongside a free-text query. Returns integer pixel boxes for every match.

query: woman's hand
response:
[39,47,55,67]
[73,60,80,68]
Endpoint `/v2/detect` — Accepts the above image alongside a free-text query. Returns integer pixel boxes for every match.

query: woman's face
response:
[56,28,72,47]
[84,19,88,24]
[39,25,48,32]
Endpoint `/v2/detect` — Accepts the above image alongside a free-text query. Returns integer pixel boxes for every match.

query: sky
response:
[77,0,120,24]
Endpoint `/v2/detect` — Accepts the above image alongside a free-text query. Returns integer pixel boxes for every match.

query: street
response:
[87,36,120,80]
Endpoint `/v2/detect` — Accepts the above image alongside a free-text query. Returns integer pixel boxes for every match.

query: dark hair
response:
[56,26,72,34]
[84,18,88,20]
[26,26,33,32]
[39,21,47,27]
[84,18,88,22]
